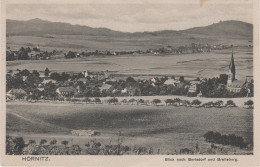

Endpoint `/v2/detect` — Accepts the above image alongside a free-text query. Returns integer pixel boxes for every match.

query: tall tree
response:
[179,76,184,82]
[44,68,50,77]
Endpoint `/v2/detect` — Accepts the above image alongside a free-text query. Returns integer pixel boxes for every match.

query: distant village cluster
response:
[5,43,244,61]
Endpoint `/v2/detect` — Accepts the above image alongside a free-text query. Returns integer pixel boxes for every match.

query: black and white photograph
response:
[1,0,259,166]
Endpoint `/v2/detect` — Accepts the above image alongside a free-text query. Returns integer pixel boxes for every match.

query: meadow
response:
[6,103,253,153]
[6,34,250,52]
[6,47,253,80]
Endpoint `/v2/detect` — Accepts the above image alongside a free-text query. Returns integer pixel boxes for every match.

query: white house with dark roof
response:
[56,87,76,97]
[164,78,180,86]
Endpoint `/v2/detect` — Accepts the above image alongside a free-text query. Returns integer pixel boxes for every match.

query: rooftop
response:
[57,87,76,92]
[229,80,246,88]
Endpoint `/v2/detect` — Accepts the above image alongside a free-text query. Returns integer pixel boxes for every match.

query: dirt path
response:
[8,111,69,132]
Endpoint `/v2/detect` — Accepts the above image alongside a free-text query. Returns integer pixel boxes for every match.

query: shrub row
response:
[57,97,253,108]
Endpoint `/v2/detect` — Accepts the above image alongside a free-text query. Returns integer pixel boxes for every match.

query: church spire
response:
[229,47,235,81]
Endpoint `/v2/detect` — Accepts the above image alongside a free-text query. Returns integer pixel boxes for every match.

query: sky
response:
[6,0,253,32]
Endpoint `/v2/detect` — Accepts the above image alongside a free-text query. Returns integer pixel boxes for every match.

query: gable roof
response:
[42,79,56,84]
[77,78,89,82]
[164,79,180,85]
[57,87,76,93]
[7,88,26,95]
[229,80,245,88]
[190,80,200,85]
[99,83,112,91]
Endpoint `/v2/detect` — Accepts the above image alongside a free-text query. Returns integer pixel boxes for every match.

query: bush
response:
[226,100,236,107]
[182,100,191,106]
[128,98,136,104]
[6,136,25,155]
[203,131,247,148]
[121,99,127,103]
[244,100,253,108]
[138,99,145,104]
[214,100,224,107]
[83,97,91,103]
[174,98,181,104]
[28,140,36,145]
[152,99,161,105]
[62,140,69,146]
[59,97,65,101]
[40,139,47,145]
[71,98,80,102]
[107,97,118,104]
[191,99,202,106]
[50,139,57,145]
[165,99,174,105]
[94,98,101,103]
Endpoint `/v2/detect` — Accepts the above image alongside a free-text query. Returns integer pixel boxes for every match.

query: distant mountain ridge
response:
[6,18,253,39]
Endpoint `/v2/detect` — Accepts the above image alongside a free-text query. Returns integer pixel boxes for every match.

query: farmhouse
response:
[164,78,180,86]
[28,51,40,60]
[56,87,76,97]
[7,88,27,99]
[81,71,110,80]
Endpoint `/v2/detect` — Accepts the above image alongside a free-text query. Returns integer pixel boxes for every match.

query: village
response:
[6,48,254,109]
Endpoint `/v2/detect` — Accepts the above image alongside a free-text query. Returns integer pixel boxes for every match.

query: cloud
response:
[7,1,253,32]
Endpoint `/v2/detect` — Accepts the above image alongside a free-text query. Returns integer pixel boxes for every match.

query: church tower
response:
[227,47,235,84]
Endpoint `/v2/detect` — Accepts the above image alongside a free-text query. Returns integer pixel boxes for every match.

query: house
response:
[39,72,46,78]
[42,79,56,85]
[227,80,246,93]
[81,71,110,80]
[28,51,41,60]
[99,83,112,92]
[105,78,117,83]
[121,88,127,93]
[197,91,203,97]
[164,78,180,86]
[82,71,89,78]
[188,80,200,93]
[7,88,27,99]
[22,76,28,81]
[151,78,156,83]
[246,76,254,83]
[126,85,141,96]
[37,88,44,91]
[56,87,76,97]
[89,71,106,80]
[77,78,89,84]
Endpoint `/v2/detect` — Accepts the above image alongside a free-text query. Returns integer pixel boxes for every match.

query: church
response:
[226,48,253,93]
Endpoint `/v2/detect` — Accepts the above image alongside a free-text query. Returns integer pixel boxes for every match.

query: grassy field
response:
[6,103,253,153]
[6,34,251,52]
[6,47,253,80]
